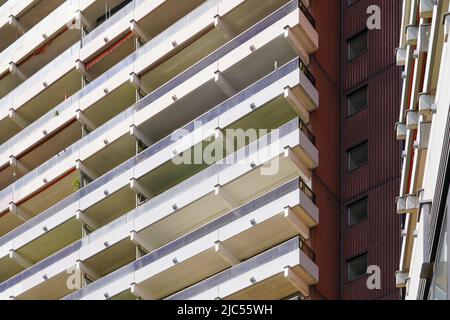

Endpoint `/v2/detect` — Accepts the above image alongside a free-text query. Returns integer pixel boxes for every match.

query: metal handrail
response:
[299,178,316,204]
[300,240,316,262]
[299,1,316,28]
[298,118,316,145]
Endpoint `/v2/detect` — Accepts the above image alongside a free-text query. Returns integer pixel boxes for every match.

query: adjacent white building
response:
[396,0,450,300]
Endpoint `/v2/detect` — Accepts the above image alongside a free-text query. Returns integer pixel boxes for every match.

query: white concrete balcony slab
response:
[0,0,37,28]
[419,0,434,19]
[396,47,407,66]
[1,175,317,299]
[406,25,418,46]
[396,196,407,214]
[0,0,219,139]
[0,0,293,144]
[0,0,215,144]
[167,237,318,300]
[0,118,315,298]
[417,23,431,53]
[0,60,317,282]
[396,122,407,140]
[58,119,314,300]
[0,0,95,79]
[0,1,317,228]
[0,0,312,186]
[283,0,317,64]
[0,1,64,53]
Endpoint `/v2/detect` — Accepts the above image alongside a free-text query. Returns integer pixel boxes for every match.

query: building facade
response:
[0,0,401,300]
[395,0,450,300]
[339,0,402,300]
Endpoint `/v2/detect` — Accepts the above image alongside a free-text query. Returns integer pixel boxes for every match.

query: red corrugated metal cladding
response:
[340,0,402,300]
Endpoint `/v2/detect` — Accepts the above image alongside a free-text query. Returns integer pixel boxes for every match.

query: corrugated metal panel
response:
[309,0,343,300]
[344,66,402,200]
[343,0,402,90]
[340,0,402,300]
[342,179,401,299]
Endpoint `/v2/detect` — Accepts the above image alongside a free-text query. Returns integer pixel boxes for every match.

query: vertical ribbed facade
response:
[340,0,402,300]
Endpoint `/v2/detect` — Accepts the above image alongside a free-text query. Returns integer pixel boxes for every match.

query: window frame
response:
[347,252,368,282]
[347,85,368,117]
[347,196,369,227]
[347,29,368,61]
[347,141,369,172]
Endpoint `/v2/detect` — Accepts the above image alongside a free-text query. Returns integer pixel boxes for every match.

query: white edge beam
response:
[76,109,97,132]
[131,283,154,300]
[284,27,309,65]
[76,159,99,180]
[214,184,238,210]
[75,10,93,32]
[130,230,153,252]
[130,124,153,147]
[284,87,310,124]
[214,241,240,266]
[284,147,310,178]
[75,60,93,82]
[129,73,151,95]
[9,156,30,175]
[214,15,236,41]
[284,266,309,297]
[284,207,310,240]
[9,250,33,269]
[76,210,100,230]
[129,178,153,200]
[8,15,27,35]
[9,202,32,222]
[130,20,150,43]
[214,71,237,97]
[215,128,234,154]
[9,62,27,81]
[76,261,100,281]
[9,108,30,129]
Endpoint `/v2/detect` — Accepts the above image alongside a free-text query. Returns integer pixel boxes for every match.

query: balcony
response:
[0,0,65,53]
[1,116,317,299]
[0,57,317,286]
[167,237,318,300]
[58,148,316,300]
[0,0,208,145]
[0,0,307,192]
[0,0,88,97]
[0,0,318,237]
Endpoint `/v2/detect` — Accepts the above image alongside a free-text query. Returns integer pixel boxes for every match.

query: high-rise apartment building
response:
[0,0,402,300]
[395,0,450,300]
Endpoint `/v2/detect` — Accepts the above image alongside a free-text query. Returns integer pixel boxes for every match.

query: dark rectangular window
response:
[348,142,368,171]
[348,30,368,60]
[348,253,368,281]
[348,86,368,116]
[348,197,368,226]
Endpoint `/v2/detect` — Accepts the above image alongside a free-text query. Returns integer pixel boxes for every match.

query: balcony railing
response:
[0,57,304,251]
[299,178,315,204]
[0,0,170,121]
[0,0,80,75]
[299,58,316,87]
[62,175,307,300]
[166,236,311,300]
[299,1,315,28]
[299,118,315,145]
[0,176,304,295]
[0,0,310,211]
[0,0,302,164]
[300,239,315,262]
